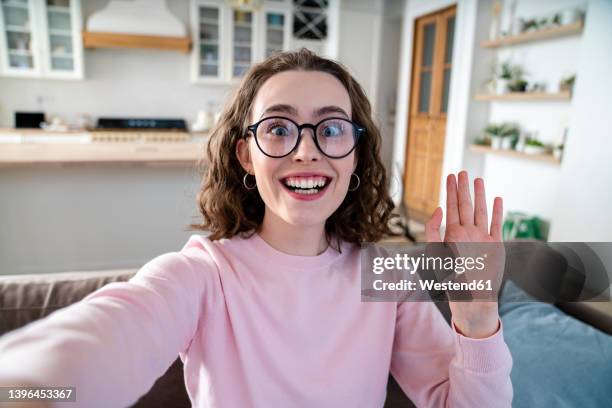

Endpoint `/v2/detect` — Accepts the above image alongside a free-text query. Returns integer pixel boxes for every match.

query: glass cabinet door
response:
[232,9,252,78]
[197,5,221,78]
[264,11,285,58]
[1,0,36,72]
[44,0,74,72]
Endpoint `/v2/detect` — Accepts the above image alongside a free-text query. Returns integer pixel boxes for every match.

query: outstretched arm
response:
[0,252,208,408]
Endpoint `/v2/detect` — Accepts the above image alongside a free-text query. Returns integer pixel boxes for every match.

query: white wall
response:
[0,0,390,275]
[548,0,612,241]
[393,0,612,241]
[479,0,585,230]
[375,0,404,186]
[337,0,383,112]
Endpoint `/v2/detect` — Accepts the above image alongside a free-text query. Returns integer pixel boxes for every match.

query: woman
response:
[0,48,512,407]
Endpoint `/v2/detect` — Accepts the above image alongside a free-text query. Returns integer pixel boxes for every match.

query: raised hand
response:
[425,171,504,338]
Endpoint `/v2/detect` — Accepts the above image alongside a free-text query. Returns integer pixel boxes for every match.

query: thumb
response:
[425,207,443,242]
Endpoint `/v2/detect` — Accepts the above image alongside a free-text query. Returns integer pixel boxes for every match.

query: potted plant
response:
[559,74,576,94]
[560,8,584,26]
[507,65,527,92]
[497,62,527,94]
[523,137,548,155]
[485,124,504,149]
[508,78,528,92]
[485,123,519,150]
[496,62,514,94]
[473,136,490,146]
[500,123,520,150]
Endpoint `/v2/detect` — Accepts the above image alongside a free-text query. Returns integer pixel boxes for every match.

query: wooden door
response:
[404,5,456,221]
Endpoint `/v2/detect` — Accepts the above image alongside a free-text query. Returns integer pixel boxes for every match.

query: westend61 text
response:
[372,279,493,291]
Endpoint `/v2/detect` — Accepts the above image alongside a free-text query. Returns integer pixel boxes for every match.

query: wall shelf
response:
[475,91,571,101]
[0,128,207,166]
[83,32,192,53]
[481,21,583,48]
[470,145,560,164]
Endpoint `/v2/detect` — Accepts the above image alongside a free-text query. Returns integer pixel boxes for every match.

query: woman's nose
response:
[292,129,321,162]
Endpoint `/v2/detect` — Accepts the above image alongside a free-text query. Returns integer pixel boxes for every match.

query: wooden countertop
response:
[0,128,209,166]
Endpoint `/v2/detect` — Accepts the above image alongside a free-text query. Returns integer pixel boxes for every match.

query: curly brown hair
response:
[190,48,394,248]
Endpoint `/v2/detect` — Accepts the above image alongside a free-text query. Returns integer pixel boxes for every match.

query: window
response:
[293,0,328,40]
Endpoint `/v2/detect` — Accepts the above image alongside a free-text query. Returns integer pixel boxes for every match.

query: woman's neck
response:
[258,211,328,256]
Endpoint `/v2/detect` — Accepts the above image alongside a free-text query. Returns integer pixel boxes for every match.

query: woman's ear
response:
[236,137,253,174]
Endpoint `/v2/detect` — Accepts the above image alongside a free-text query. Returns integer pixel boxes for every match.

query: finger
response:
[457,171,474,225]
[446,174,460,225]
[425,207,443,242]
[474,178,488,233]
[490,197,504,240]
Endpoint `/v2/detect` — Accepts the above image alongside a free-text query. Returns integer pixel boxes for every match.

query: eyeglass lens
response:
[255,117,357,158]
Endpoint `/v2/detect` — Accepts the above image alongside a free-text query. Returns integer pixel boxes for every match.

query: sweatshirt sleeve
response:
[0,251,209,408]
[390,301,513,407]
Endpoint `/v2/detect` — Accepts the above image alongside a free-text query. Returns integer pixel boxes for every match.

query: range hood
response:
[83,0,191,53]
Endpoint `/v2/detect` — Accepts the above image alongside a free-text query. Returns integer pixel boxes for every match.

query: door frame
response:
[390,1,476,216]
[403,4,456,221]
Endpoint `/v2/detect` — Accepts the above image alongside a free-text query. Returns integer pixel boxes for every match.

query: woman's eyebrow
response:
[261,104,350,119]
[314,106,349,119]
[260,104,297,118]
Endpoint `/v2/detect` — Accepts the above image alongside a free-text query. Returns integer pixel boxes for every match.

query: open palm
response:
[425,171,504,339]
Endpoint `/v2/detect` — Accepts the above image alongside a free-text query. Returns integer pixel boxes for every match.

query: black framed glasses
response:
[245,116,365,159]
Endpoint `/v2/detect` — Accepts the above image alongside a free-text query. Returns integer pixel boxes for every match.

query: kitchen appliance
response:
[15,112,46,128]
[91,117,190,142]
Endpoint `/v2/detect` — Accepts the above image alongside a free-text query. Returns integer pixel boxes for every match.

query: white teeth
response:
[294,188,319,195]
[283,176,328,189]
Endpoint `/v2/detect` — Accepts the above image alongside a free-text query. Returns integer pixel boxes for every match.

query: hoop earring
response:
[243,173,257,190]
[348,173,360,191]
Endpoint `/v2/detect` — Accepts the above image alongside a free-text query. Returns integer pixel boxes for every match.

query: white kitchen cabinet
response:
[0,0,83,79]
[191,0,292,84]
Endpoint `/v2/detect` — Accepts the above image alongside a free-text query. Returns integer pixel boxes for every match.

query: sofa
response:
[1,255,611,407]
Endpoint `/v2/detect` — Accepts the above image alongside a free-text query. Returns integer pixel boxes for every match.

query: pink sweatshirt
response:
[0,233,512,407]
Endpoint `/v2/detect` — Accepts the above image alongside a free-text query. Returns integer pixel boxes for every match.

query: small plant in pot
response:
[496,62,527,94]
[559,74,576,94]
[495,62,514,94]
[485,124,504,149]
[523,137,548,155]
[500,123,519,149]
[508,78,528,92]
[485,123,519,150]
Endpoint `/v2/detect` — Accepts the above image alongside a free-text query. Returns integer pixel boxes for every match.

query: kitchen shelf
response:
[0,142,205,165]
[83,31,191,53]
[470,145,560,164]
[474,91,572,101]
[0,129,207,165]
[481,21,583,48]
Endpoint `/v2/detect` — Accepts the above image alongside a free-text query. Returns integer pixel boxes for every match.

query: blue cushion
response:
[499,281,612,408]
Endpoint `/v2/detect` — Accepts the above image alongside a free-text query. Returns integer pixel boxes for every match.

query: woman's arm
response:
[391,301,512,407]
[391,172,513,406]
[0,251,209,408]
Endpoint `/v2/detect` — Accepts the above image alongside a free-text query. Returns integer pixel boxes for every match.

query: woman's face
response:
[236,70,357,229]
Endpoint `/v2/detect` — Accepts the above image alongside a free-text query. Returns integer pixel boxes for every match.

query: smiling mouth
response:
[281,176,331,195]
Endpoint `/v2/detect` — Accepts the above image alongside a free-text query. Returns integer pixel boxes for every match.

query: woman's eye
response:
[269,126,289,136]
[321,125,342,137]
